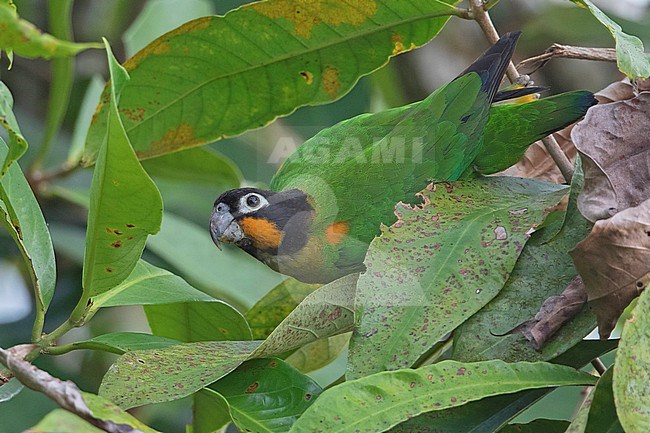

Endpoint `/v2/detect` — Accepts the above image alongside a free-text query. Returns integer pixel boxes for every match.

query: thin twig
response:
[591,357,607,376]
[542,136,573,183]
[517,44,617,75]
[468,0,574,183]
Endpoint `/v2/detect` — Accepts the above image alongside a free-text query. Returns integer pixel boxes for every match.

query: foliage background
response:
[0,0,647,431]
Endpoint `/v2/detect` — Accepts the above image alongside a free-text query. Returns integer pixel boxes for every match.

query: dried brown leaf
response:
[505,276,588,350]
[571,92,650,222]
[570,199,650,338]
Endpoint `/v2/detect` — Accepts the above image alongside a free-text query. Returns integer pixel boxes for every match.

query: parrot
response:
[210,31,596,284]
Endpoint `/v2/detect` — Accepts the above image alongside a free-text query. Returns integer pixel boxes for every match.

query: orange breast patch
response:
[240,217,284,250]
[326,221,349,245]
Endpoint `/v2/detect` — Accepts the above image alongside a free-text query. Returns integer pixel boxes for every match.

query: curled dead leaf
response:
[571,92,650,222]
[504,276,588,350]
[570,199,650,338]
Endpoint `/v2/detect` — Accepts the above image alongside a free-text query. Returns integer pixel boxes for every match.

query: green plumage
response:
[213,33,594,282]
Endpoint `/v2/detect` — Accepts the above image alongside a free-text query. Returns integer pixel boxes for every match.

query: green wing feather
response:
[474,90,597,174]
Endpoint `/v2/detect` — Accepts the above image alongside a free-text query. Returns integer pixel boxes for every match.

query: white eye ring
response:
[239,193,269,214]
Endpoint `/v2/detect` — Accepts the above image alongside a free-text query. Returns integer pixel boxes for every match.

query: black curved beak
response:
[210,210,244,250]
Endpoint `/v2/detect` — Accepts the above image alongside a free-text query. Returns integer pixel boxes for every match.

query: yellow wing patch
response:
[240,217,284,250]
[326,221,349,245]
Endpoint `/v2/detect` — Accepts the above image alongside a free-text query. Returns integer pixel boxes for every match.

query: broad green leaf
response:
[123,0,214,58]
[58,332,180,355]
[194,389,231,433]
[145,300,252,342]
[27,409,105,433]
[614,287,650,433]
[83,0,460,164]
[499,419,570,433]
[141,147,242,190]
[453,163,596,362]
[91,260,213,308]
[388,339,618,433]
[254,273,357,358]
[585,368,623,433]
[570,0,650,78]
[245,278,320,339]
[348,178,568,378]
[0,139,56,311]
[82,41,163,297]
[100,273,355,408]
[286,333,351,373]
[211,358,322,433]
[81,392,160,433]
[0,2,100,60]
[146,212,283,310]
[567,368,623,433]
[0,82,27,179]
[288,360,596,433]
[68,75,105,167]
[99,340,261,409]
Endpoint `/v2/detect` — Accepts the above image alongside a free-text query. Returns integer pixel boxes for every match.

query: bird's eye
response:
[240,193,268,213]
[246,195,260,207]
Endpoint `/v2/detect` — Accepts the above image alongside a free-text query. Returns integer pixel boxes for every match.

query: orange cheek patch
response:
[240,217,284,250]
[326,221,349,245]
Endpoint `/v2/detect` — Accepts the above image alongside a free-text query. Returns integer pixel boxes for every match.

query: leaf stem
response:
[468,0,575,183]
[31,307,46,343]
[591,357,607,376]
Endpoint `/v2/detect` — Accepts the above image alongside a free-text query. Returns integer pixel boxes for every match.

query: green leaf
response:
[59,332,180,355]
[194,389,231,433]
[82,41,163,297]
[99,340,261,409]
[499,419,570,433]
[211,358,322,433]
[100,273,355,409]
[567,367,623,433]
[122,0,213,58]
[68,75,105,167]
[288,360,596,433]
[570,0,650,78]
[245,278,320,339]
[286,333,351,373]
[453,163,596,362]
[348,178,568,378]
[0,82,27,179]
[91,260,214,308]
[26,394,161,433]
[614,287,650,433]
[388,339,617,433]
[146,212,283,310]
[140,147,242,190]
[0,2,100,60]
[0,138,56,311]
[82,0,460,164]
[27,409,105,433]
[145,300,252,342]
[254,273,357,358]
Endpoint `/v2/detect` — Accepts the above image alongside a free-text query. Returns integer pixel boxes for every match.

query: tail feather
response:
[458,31,522,102]
[493,86,549,103]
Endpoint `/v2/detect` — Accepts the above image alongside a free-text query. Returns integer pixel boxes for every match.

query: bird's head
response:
[210,187,314,262]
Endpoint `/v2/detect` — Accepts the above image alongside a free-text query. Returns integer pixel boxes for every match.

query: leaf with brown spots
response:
[348,177,568,378]
[571,199,650,338]
[571,92,650,222]
[288,360,596,433]
[82,41,163,297]
[209,358,322,433]
[614,287,650,433]
[83,0,460,164]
